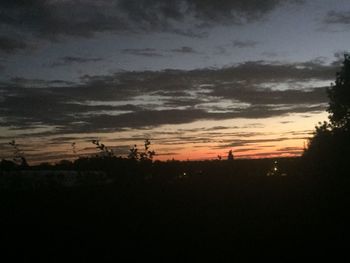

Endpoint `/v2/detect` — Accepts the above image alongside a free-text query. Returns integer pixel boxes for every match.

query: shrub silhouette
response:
[8,140,28,168]
[0,159,17,171]
[128,139,156,162]
[128,144,139,160]
[92,139,114,158]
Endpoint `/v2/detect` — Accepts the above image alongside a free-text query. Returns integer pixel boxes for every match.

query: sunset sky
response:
[1,0,349,164]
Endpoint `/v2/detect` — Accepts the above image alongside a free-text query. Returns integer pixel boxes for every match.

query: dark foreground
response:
[2,173,350,260]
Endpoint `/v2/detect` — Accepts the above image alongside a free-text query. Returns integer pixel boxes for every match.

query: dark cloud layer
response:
[232,40,259,48]
[0,59,335,136]
[0,36,27,54]
[49,56,103,67]
[0,0,303,41]
[324,10,350,25]
[121,48,164,57]
[171,46,197,54]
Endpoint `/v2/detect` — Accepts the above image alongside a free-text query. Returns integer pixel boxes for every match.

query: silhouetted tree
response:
[128,144,139,160]
[327,54,350,130]
[303,54,350,176]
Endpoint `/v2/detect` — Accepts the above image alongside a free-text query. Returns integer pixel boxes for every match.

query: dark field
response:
[1,159,350,260]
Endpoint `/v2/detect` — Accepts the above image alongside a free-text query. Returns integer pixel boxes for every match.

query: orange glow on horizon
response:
[0,111,327,165]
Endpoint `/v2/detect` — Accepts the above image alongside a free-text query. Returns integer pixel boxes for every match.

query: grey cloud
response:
[171,46,197,53]
[232,40,259,48]
[0,36,27,54]
[206,126,231,131]
[233,147,261,153]
[170,28,209,38]
[10,77,76,88]
[0,98,327,136]
[154,135,213,146]
[237,151,297,158]
[121,48,164,57]
[198,60,337,82]
[261,52,280,58]
[207,86,328,105]
[0,0,127,39]
[0,0,303,41]
[0,58,334,135]
[68,109,210,133]
[214,46,228,56]
[213,136,306,149]
[324,10,350,25]
[49,56,103,67]
[280,121,293,124]
[47,136,88,144]
[153,91,189,97]
[180,0,303,25]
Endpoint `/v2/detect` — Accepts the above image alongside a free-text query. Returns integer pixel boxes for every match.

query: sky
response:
[0,0,349,164]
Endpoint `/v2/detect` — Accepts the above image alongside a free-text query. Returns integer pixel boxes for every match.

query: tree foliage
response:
[327,54,350,130]
[303,54,350,176]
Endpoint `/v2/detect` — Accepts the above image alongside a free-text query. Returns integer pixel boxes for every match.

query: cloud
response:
[49,56,103,67]
[324,10,350,25]
[0,0,126,39]
[210,137,306,149]
[207,85,328,105]
[121,48,164,57]
[277,146,303,152]
[171,46,197,53]
[261,52,280,58]
[10,77,76,88]
[0,0,304,42]
[231,147,261,153]
[198,60,336,82]
[173,0,303,25]
[0,58,335,135]
[155,152,180,156]
[0,36,27,54]
[232,40,259,48]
